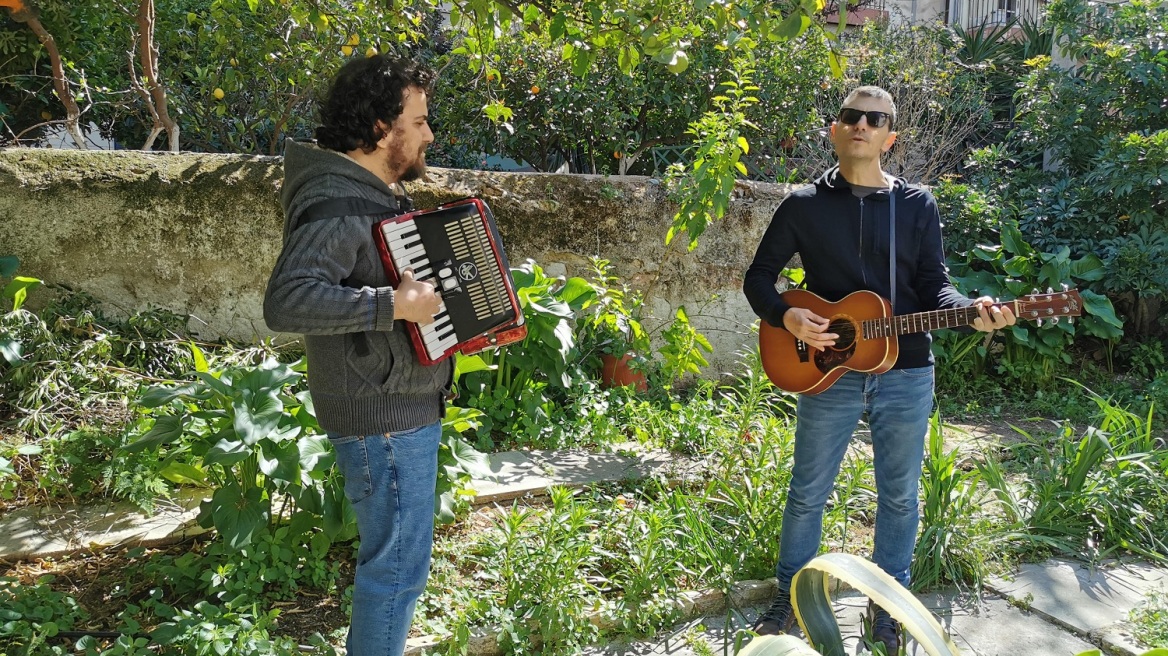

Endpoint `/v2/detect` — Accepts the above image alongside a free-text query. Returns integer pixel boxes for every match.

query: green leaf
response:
[258,438,301,483]
[3,276,41,311]
[828,50,846,78]
[159,461,207,486]
[557,276,596,309]
[210,482,268,548]
[232,390,284,445]
[776,11,810,40]
[454,354,492,382]
[434,487,457,525]
[792,553,961,655]
[139,383,201,408]
[123,415,186,452]
[203,437,250,467]
[1001,222,1030,256]
[618,45,641,75]
[443,434,492,478]
[0,337,21,364]
[246,0,259,11]
[1069,253,1107,281]
[189,342,208,373]
[1080,290,1124,328]
[737,634,821,654]
[298,435,334,474]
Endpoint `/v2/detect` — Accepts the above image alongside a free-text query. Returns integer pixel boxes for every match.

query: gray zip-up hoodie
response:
[264,140,452,436]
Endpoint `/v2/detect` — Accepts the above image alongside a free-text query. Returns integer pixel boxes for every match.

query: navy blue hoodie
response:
[743,165,972,369]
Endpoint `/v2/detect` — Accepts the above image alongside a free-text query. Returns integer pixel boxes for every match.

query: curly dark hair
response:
[315,55,435,153]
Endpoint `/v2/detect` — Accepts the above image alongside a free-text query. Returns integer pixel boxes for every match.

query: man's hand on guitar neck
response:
[971,296,1017,332]
[782,307,838,352]
[395,268,442,325]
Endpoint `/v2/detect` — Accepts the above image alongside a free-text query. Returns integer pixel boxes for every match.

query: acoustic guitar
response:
[758,288,1083,395]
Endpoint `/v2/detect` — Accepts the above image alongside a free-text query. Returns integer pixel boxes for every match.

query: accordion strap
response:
[292,196,412,232]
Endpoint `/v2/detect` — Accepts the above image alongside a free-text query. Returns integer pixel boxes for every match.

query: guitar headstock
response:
[1015,289,1083,320]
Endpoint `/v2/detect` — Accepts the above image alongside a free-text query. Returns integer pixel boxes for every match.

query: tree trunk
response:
[25,16,87,149]
[135,0,179,151]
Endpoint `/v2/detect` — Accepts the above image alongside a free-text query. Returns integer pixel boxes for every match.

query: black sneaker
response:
[866,600,901,654]
[752,588,795,635]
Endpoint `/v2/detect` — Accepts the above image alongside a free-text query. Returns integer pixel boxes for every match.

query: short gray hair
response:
[841,86,897,127]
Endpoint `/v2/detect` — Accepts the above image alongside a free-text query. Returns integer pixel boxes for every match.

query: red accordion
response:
[372,198,527,365]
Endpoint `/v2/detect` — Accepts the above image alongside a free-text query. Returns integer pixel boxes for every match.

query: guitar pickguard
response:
[814,316,859,374]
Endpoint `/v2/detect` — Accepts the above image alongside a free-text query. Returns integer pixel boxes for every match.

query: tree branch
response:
[136,0,179,151]
[21,13,87,148]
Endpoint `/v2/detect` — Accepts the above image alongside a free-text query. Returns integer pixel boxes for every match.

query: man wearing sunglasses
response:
[742,86,1015,650]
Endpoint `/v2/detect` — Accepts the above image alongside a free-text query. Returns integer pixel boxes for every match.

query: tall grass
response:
[982,387,1168,564]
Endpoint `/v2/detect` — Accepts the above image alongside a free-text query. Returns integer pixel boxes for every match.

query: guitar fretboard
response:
[862,302,1017,339]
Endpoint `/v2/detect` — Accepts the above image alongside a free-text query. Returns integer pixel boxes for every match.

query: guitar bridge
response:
[795,338,810,363]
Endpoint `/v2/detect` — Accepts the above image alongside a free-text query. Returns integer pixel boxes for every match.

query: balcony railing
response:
[950,0,1043,29]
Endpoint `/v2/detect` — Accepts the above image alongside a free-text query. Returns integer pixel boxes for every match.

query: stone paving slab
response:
[471,446,690,506]
[986,557,1168,640]
[0,446,689,562]
[581,589,1101,655]
[0,488,206,562]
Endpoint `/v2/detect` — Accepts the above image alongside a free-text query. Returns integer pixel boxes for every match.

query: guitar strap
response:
[889,187,897,314]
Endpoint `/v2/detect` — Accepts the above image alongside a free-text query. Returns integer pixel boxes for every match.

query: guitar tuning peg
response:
[1051,317,1060,325]
[1046,287,1054,294]
[1037,319,1044,327]
[1032,288,1040,295]
[1067,316,1073,325]
[1061,283,1069,291]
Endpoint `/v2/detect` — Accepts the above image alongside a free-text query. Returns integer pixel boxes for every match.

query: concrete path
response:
[581,588,1104,655]
[579,558,1168,656]
[0,445,692,562]
[0,488,207,562]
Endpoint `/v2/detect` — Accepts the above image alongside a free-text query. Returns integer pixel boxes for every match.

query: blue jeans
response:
[329,422,441,656]
[776,367,934,591]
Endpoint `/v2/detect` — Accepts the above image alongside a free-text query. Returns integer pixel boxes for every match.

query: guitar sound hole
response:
[828,318,857,350]
[814,317,858,374]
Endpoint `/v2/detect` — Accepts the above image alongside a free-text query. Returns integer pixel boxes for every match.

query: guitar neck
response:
[864,301,1017,338]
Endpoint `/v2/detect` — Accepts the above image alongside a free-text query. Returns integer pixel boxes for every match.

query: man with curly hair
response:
[264,55,447,656]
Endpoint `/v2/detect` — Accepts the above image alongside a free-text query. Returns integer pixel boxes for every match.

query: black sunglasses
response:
[838,107,892,129]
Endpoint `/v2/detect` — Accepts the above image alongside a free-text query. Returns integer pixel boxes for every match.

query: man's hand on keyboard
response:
[396,268,442,325]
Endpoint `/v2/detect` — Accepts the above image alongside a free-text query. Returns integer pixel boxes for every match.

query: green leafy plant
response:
[1130,589,1168,650]
[459,259,594,448]
[655,306,713,388]
[436,402,492,524]
[579,257,650,359]
[123,356,353,550]
[944,221,1124,386]
[0,255,41,365]
[981,386,1168,564]
[0,575,86,656]
[912,414,1004,590]
[665,51,759,250]
[147,601,310,656]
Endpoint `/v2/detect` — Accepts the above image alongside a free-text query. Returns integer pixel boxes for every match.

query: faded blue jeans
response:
[329,422,441,656]
[776,367,934,591]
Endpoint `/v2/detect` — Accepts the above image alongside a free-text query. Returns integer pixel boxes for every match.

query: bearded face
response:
[386,136,427,182]
[381,87,433,184]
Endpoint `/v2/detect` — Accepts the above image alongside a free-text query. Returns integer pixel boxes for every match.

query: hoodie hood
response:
[280,140,400,236]
[814,165,906,199]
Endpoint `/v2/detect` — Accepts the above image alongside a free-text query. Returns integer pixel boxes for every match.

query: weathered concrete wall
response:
[0,148,793,374]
